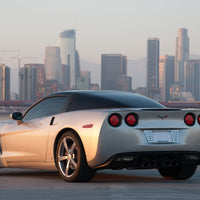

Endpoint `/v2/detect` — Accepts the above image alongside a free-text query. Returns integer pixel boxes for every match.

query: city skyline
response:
[1,27,200,101]
[1,26,200,96]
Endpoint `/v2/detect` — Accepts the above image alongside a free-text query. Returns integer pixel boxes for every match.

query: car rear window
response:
[68,92,164,111]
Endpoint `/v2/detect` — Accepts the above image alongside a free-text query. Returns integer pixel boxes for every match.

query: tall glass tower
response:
[101,54,130,91]
[58,30,76,89]
[147,38,160,89]
[147,38,160,100]
[0,64,10,100]
[175,28,189,91]
[44,46,62,87]
[19,65,36,101]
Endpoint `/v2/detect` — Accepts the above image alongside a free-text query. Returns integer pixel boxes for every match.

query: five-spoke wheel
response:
[56,131,95,182]
[57,135,78,178]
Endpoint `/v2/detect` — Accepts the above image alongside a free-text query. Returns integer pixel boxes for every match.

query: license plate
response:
[152,132,172,143]
[144,130,178,144]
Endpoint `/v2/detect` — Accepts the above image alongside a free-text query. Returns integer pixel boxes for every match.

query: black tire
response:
[158,164,197,180]
[55,131,96,182]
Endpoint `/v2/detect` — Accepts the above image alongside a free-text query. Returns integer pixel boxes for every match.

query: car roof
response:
[48,90,164,110]
[49,90,135,96]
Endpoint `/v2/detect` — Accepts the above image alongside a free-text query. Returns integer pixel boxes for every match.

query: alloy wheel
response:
[58,136,78,178]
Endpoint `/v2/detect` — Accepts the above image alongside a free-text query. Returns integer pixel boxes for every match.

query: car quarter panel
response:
[45,110,108,163]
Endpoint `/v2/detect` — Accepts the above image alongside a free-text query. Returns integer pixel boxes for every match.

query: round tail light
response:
[108,113,122,127]
[184,113,195,126]
[125,113,138,127]
[198,115,200,125]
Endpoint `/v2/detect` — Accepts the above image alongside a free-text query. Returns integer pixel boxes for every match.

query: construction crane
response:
[11,55,39,71]
[0,50,19,62]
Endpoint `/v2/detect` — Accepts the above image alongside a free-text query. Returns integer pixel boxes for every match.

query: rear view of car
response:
[91,108,200,180]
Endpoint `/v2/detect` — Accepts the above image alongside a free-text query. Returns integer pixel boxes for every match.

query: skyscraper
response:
[147,38,160,100]
[75,50,81,81]
[186,60,200,100]
[0,64,10,101]
[58,30,76,89]
[117,75,132,92]
[175,28,189,91]
[147,38,159,88]
[19,65,36,101]
[62,64,70,90]
[44,46,62,89]
[101,54,131,91]
[159,56,175,102]
[25,64,45,100]
[76,71,91,90]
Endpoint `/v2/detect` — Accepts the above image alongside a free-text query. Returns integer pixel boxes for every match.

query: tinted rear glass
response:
[68,92,164,111]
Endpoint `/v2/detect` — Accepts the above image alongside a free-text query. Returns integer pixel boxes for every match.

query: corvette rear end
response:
[89,108,200,179]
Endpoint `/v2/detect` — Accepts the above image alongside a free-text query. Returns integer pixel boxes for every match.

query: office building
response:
[25,64,45,100]
[186,60,200,100]
[62,64,70,90]
[90,84,99,90]
[76,71,91,90]
[147,38,160,100]
[175,28,189,91]
[44,46,62,89]
[101,54,131,91]
[45,79,58,96]
[117,75,132,92]
[0,64,10,100]
[133,87,148,97]
[58,30,76,89]
[147,38,159,88]
[19,65,36,101]
[159,56,175,102]
[75,50,81,82]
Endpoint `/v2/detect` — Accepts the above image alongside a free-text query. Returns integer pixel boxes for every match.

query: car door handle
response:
[50,116,55,126]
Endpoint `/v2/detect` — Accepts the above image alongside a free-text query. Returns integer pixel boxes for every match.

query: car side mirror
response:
[10,112,23,121]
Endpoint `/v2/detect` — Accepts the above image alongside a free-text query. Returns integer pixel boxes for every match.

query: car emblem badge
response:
[157,115,168,120]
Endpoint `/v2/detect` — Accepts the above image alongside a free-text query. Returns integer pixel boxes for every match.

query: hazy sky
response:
[1,0,200,66]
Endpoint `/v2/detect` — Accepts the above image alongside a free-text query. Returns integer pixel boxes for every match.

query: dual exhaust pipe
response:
[141,157,178,168]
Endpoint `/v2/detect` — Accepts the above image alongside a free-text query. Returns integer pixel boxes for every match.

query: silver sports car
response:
[1,90,200,182]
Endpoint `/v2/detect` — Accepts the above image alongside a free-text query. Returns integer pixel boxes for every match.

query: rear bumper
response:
[88,125,200,168]
[93,151,200,170]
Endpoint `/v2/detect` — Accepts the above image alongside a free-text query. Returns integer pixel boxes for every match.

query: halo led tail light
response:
[125,113,139,127]
[108,113,122,127]
[184,113,195,126]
